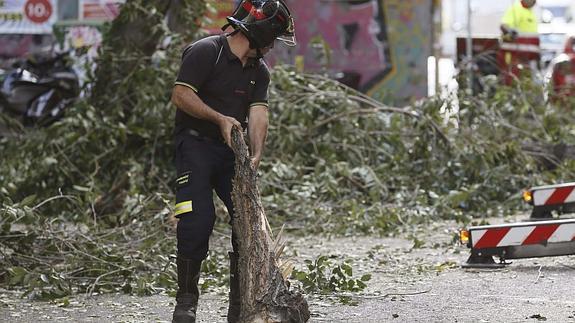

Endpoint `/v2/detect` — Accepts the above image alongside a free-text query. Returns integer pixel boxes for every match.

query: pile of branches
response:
[1,196,175,299]
[260,70,575,234]
[0,0,210,299]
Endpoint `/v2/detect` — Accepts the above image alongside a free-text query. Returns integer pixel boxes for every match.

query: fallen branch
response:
[230,127,310,323]
[297,78,451,147]
[86,266,135,296]
[346,289,431,299]
[32,194,78,211]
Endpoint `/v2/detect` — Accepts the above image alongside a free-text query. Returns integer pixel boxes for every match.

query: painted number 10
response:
[25,0,52,23]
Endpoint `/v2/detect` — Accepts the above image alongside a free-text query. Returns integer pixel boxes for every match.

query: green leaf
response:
[40,274,49,284]
[341,263,353,276]
[72,185,90,192]
[43,157,58,165]
[8,267,28,285]
[19,195,37,207]
[357,280,367,289]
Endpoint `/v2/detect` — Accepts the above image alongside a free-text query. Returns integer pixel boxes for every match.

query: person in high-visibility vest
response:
[499,0,539,83]
[500,0,537,40]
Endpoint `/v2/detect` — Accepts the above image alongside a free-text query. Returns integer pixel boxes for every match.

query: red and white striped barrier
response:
[529,182,575,206]
[461,218,575,268]
[470,220,575,249]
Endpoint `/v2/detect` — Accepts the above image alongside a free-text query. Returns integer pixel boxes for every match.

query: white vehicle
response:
[537,0,575,24]
[539,22,575,67]
[536,0,575,67]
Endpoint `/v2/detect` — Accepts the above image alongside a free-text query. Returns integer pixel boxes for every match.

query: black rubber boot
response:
[227,252,241,323]
[172,256,202,323]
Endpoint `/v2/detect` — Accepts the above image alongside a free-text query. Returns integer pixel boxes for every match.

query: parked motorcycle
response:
[0,51,80,127]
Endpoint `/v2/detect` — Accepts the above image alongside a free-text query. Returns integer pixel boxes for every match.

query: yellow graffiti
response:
[367,0,431,100]
[295,55,305,73]
[0,12,23,21]
[367,0,397,97]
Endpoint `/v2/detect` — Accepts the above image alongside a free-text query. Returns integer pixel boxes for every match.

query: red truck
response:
[456,35,541,91]
[550,34,575,101]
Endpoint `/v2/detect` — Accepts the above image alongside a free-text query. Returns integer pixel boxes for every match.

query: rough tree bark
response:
[230,128,310,323]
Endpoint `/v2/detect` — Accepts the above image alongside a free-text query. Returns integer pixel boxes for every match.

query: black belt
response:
[184,128,224,144]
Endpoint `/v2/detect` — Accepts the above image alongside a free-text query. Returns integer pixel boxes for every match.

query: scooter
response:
[0,51,80,127]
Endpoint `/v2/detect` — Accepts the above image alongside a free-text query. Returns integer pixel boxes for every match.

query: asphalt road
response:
[1,219,575,322]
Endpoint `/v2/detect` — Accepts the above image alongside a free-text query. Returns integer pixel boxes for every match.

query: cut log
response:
[230,128,310,323]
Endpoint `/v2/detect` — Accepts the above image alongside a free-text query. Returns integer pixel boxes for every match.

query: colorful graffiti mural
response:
[0,0,435,103]
[0,34,53,62]
[374,0,434,101]
[283,0,434,102]
[288,0,395,93]
[203,0,434,103]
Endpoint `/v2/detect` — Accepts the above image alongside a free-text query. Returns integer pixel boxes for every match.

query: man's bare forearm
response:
[248,107,269,161]
[172,84,242,146]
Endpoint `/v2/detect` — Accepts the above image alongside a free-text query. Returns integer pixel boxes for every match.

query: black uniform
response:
[174,34,270,261]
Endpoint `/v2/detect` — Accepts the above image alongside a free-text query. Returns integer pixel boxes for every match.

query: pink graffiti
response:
[285,1,386,88]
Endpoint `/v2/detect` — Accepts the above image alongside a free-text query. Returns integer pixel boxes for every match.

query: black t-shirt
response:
[174,34,270,140]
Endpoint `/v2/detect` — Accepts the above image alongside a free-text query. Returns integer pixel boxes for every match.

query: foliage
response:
[198,250,230,293]
[2,0,575,302]
[0,0,206,299]
[0,0,208,223]
[2,63,575,299]
[0,199,229,300]
[1,197,176,299]
[260,70,575,234]
[291,255,371,294]
[91,0,207,103]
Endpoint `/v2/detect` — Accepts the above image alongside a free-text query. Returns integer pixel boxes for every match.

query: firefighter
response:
[169,1,296,322]
[500,0,538,40]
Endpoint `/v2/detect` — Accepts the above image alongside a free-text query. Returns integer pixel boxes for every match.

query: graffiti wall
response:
[0,0,435,103]
[370,0,434,102]
[0,0,123,60]
[0,34,53,61]
[285,0,434,103]
[208,0,434,103]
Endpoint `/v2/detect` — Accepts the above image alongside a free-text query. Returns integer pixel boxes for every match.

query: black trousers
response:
[174,132,238,261]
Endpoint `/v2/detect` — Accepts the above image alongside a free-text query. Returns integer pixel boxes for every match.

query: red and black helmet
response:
[224,0,296,49]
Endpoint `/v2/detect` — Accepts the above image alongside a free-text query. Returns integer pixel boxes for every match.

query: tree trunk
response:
[91,0,206,103]
[230,128,310,323]
[87,0,206,217]
[91,0,172,102]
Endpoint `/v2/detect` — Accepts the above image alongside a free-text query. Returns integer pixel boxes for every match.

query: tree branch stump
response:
[230,128,310,323]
